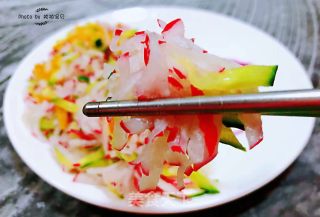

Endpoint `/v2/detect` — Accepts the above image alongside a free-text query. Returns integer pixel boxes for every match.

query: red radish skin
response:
[162,18,182,33]
[119,120,131,133]
[72,173,80,182]
[171,145,185,154]
[185,115,221,175]
[143,47,150,66]
[135,31,145,35]
[219,67,225,73]
[158,40,166,45]
[190,85,204,96]
[168,76,183,90]
[114,29,122,36]
[67,129,96,140]
[173,67,187,79]
[250,137,263,150]
[167,126,179,142]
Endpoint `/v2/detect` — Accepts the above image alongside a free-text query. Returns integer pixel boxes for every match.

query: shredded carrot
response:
[55,106,69,130]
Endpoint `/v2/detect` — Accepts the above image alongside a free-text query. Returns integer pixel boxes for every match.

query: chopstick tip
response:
[83,102,100,117]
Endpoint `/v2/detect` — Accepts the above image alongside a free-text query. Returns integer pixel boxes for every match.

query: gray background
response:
[1,0,320,216]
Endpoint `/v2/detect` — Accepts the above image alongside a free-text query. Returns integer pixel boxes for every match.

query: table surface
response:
[1,0,320,216]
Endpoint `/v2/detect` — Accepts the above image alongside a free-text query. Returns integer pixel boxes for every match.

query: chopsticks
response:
[82,89,320,117]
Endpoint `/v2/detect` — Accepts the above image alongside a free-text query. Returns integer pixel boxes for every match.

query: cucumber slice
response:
[39,117,55,130]
[219,65,278,88]
[106,183,124,199]
[188,64,278,91]
[78,148,106,169]
[81,158,112,169]
[55,147,111,170]
[186,189,206,198]
[118,152,138,162]
[183,188,207,198]
[222,114,244,130]
[220,125,246,151]
[189,171,219,193]
[54,147,73,170]
[52,98,78,113]
[169,188,208,199]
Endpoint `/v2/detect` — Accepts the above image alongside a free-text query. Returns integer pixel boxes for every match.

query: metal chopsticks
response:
[82,89,320,117]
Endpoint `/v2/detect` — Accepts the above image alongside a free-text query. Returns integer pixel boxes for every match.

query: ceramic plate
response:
[4,6,315,214]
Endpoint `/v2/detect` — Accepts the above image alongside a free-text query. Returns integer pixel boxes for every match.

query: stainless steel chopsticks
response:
[82,89,320,117]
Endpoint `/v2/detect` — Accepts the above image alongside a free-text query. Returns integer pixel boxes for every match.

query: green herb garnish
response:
[95,39,103,48]
[78,75,90,83]
[107,70,116,79]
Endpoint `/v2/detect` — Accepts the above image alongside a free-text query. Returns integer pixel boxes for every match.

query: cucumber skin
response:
[222,114,245,130]
[219,65,278,151]
[220,138,246,151]
[220,124,246,151]
[268,65,278,86]
[222,118,245,130]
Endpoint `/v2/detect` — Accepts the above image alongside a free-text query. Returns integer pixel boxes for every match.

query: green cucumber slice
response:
[222,114,245,130]
[188,64,278,91]
[220,65,278,88]
[39,117,55,130]
[78,148,108,169]
[189,171,219,193]
[220,125,246,151]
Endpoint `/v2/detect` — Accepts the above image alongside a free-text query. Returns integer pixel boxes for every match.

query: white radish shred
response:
[24,19,267,199]
[105,18,265,192]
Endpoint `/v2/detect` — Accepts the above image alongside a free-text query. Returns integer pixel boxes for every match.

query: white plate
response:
[3,6,315,214]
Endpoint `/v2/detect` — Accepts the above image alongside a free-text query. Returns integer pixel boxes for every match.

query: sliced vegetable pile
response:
[24,19,277,202]
[105,18,277,194]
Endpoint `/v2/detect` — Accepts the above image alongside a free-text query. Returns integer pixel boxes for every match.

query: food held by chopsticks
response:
[95,19,278,193]
[24,18,277,200]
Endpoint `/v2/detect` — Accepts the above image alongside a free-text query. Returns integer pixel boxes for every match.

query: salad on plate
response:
[24,18,277,202]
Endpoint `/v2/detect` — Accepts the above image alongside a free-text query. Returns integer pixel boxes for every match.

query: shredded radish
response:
[25,19,272,199]
[105,19,266,192]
